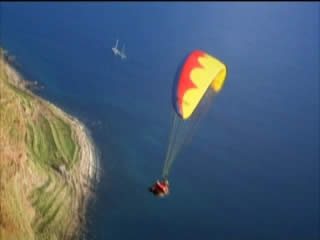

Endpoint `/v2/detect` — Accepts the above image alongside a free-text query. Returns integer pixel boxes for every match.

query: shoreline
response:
[1,50,100,239]
[3,49,100,181]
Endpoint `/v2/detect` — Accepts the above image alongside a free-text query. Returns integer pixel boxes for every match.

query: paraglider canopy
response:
[174,50,227,120]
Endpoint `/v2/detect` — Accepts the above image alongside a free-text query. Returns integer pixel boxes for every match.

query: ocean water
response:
[1,2,319,240]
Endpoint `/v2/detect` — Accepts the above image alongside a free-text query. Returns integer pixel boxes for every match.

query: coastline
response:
[0,49,100,239]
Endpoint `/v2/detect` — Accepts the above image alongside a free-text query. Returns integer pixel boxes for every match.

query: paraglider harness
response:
[149,179,170,197]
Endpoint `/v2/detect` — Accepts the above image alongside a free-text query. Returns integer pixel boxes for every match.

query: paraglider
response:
[149,50,227,198]
[149,179,170,197]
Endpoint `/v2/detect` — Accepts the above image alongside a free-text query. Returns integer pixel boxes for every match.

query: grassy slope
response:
[0,50,84,240]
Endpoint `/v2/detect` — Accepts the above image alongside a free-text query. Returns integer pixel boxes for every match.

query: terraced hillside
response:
[0,48,97,240]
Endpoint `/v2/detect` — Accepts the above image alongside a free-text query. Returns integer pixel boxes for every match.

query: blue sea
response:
[1,2,319,240]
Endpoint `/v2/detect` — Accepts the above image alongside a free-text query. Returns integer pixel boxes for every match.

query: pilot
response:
[149,179,170,197]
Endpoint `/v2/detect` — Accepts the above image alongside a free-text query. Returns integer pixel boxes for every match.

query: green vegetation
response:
[0,48,93,240]
[48,116,78,168]
[25,114,78,170]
